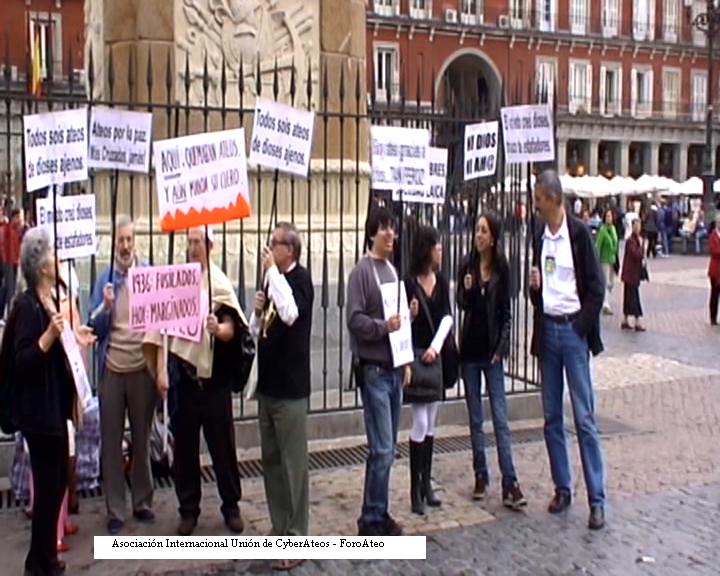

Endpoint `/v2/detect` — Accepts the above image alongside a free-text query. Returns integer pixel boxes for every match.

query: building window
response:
[662,68,681,119]
[537,0,556,31]
[692,1,706,46]
[631,67,654,118]
[460,0,480,25]
[602,0,619,37]
[571,0,588,35]
[599,64,622,116]
[509,0,528,28]
[411,0,431,19]
[536,58,556,104]
[569,60,592,114]
[374,0,398,17]
[663,0,679,42]
[633,0,655,41]
[29,12,63,81]
[374,44,399,103]
[692,71,708,122]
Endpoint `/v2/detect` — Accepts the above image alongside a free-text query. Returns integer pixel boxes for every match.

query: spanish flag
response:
[30,32,42,96]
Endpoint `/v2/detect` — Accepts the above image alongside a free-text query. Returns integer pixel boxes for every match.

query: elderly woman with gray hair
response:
[4,227,74,576]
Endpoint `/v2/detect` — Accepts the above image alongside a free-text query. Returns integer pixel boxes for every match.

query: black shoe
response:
[409,440,425,516]
[502,482,528,511]
[133,509,155,523]
[224,513,245,534]
[422,436,442,507]
[382,513,403,536]
[588,505,605,530]
[358,522,386,536]
[107,517,124,535]
[548,489,572,514]
[177,517,198,536]
[473,477,488,501]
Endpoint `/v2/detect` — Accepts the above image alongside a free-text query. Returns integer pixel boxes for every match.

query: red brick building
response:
[1,0,85,90]
[367,0,719,180]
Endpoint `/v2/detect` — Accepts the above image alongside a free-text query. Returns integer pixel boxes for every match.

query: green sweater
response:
[595,223,618,264]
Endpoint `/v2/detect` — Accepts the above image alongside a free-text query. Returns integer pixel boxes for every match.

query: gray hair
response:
[116,214,133,231]
[20,227,52,290]
[536,169,564,206]
[276,222,302,262]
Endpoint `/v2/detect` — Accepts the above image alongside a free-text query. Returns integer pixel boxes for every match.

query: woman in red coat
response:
[621,218,646,332]
[707,214,720,325]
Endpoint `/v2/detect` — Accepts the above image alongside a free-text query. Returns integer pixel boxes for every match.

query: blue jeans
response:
[359,365,402,526]
[541,320,605,507]
[463,360,517,488]
[659,230,670,255]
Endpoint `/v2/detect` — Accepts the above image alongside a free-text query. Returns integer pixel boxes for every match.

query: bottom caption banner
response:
[95,536,427,560]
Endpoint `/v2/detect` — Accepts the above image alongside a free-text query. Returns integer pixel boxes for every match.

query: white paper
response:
[464,121,499,180]
[371,126,430,203]
[60,325,92,412]
[24,108,89,192]
[501,104,555,164]
[88,108,153,173]
[154,128,251,231]
[380,280,414,368]
[248,98,315,178]
[35,192,97,260]
[425,147,447,204]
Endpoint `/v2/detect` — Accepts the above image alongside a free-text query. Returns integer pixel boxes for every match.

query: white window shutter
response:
[648,0,655,41]
[586,64,593,113]
[569,63,577,114]
[599,65,607,115]
[617,67,623,115]
[631,68,638,116]
[392,50,400,101]
[647,69,654,114]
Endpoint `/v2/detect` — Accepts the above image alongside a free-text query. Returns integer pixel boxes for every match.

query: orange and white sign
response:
[154,129,251,231]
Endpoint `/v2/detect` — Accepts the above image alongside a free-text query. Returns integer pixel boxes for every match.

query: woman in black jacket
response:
[405,226,453,516]
[9,227,75,576]
[458,212,526,509]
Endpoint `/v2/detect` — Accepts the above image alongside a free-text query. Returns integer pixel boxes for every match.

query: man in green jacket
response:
[596,209,619,315]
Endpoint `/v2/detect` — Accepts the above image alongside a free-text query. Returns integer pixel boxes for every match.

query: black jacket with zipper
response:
[530,214,605,358]
[457,253,512,362]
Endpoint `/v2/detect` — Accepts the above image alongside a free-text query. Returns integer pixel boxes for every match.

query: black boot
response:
[409,440,425,515]
[422,436,442,507]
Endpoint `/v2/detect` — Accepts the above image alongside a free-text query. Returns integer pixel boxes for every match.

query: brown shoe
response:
[473,477,488,501]
[224,514,245,534]
[177,517,197,536]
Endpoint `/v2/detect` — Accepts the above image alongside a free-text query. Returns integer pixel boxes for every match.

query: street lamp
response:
[693,0,720,215]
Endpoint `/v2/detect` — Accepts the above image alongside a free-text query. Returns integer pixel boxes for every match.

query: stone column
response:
[649,142,660,176]
[678,144,689,181]
[557,139,567,173]
[620,141,630,176]
[589,139,600,176]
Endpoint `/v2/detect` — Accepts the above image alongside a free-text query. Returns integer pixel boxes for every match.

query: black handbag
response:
[413,280,455,391]
[640,261,650,282]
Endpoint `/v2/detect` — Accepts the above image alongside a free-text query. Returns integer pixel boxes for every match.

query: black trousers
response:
[645,232,658,258]
[25,431,68,576]
[710,280,720,324]
[172,358,241,520]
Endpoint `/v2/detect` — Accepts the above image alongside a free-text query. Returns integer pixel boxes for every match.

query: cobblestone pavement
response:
[1,256,719,576]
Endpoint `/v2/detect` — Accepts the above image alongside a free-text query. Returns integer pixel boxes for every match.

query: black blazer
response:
[530,214,605,358]
[12,290,75,435]
[457,253,512,361]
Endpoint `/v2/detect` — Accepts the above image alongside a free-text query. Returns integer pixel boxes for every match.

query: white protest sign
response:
[380,281,414,368]
[371,126,430,203]
[36,193,97,260]
[500,104,555,164]
[88,108,153,173]
[60,325,92,412]
[154,129,251,231]
[464,121,499,180]
[426,147,447,204]
[24,108,88,192]
[248,98,315,178]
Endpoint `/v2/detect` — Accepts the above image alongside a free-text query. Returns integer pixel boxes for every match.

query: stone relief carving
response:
[84,0,105,99]
[177,0,318,107]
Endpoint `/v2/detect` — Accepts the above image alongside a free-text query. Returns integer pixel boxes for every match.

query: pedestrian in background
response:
[596,209,618,316]
[643,204,659,259]
[405,226,452,516]
[458,212,526,510]
[529,170,606,531]
[707,214,720,325]
[621,218,646,332]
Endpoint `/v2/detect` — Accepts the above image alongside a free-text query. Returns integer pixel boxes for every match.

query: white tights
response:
[410,402,439,443]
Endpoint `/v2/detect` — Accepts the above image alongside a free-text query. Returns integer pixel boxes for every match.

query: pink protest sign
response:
[128,263,202,336]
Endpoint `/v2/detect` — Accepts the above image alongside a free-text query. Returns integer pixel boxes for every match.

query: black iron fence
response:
[0,44,540,427]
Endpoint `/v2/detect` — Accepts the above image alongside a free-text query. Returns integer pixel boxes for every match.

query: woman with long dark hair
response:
[458,212,526,509]
[405,226,453,516]
[621,217,646,331]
